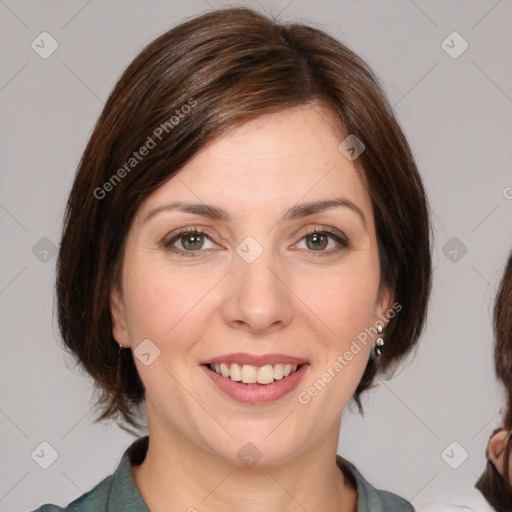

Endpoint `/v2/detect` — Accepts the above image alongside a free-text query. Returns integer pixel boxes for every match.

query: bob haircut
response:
[56,7,432,433]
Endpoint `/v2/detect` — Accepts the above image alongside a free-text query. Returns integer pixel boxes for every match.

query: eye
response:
[293,227,349,257]
[162,226,349,258]
[162,227,218,256]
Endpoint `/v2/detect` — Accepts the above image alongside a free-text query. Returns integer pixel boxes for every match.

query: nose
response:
[221,243,294,334]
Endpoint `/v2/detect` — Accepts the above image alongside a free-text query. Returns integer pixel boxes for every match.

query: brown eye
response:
[178,232,205,250]
[305,232,329,251]
[295,227,349,256]
[163,228,217,256]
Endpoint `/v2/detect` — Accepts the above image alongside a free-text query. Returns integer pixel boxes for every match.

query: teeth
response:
[257,365,274,384]
[208,362,299,384]
[241,365,257,383]
[273,363,284,380]
[220,363,230,378]
[230,363,242,381]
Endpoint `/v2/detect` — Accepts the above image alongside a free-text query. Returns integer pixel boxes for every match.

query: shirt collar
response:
[109,436,150,512]
[110,436,398,512]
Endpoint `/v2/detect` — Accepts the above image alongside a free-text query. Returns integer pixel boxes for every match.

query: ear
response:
[488,429,509,477]
[110,284,130,348]
[375,285,394,330]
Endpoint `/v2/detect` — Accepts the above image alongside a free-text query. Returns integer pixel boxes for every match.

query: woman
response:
[419,252,512,511]
[32,7,431,511]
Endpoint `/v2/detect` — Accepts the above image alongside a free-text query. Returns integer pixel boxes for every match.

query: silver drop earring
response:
[374,324,384,356]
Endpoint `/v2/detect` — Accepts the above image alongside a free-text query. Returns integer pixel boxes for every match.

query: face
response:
[111,102,392,466]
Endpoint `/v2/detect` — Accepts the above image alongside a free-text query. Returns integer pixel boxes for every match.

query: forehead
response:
[139,103,373,220]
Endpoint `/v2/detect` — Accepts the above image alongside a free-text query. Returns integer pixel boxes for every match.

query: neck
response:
[132,409,357,512]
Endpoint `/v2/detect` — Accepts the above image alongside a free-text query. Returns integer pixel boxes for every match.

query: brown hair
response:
[56,7,432,434]
[476,251,512,510]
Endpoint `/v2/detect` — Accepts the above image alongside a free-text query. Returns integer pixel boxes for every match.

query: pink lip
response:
[199,352,309,366]
[200,363,310,405]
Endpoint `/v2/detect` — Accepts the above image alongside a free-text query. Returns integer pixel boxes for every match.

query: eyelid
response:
[161,226,219,250]
[291,226,349,257]
[294,225,348,246]
[162,225,349,256]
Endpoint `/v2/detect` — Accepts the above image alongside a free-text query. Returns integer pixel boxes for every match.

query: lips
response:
[199,352,309,367]
[199,353,310,404]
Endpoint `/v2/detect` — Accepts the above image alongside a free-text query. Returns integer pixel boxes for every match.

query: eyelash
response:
[161,226,349,258]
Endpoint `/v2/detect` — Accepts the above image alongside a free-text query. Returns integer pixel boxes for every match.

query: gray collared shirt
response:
[32,436,414,512]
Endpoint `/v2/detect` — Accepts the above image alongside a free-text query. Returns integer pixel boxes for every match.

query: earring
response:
[115,343,124,392]
[374,324,384,356]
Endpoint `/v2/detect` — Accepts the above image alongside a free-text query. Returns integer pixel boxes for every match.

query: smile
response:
[207,362,300,384]
[201,362,309,404]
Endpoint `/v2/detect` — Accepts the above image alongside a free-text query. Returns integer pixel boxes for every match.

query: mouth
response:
[205,362,303,385]
[200,359,310,404]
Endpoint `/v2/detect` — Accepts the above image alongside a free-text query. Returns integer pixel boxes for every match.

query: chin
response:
[202,432,305,470]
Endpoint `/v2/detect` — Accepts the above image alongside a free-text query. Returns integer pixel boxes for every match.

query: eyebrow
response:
[144,197,366,227]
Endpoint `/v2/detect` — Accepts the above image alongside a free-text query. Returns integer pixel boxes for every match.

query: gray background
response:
[1,0,511,510]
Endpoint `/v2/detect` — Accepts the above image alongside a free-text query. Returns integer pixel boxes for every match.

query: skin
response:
[111,101,393,512]
[488,429,512,481]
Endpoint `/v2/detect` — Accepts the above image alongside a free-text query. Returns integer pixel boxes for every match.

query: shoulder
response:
[379,489,416,511]
[30,436,151,512]
[29,471,116,511]
[337,455,415,512]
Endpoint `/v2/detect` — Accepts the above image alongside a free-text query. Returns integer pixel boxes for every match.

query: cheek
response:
[294,265,379,411]
[124,276,170,338]
[122,258,216,348]
[302,257,380,347]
